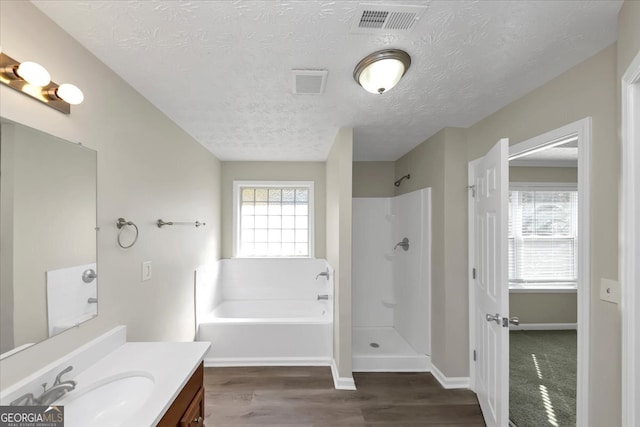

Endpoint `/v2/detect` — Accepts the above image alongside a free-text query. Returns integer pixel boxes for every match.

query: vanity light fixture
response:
[0,52,83,114]
[47,83,85,105]
[353,49,411,94]
[4,61,51,86]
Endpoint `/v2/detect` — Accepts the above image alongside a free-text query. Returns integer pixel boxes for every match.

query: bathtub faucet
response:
[317,294,329,300]
[316,269,330,280]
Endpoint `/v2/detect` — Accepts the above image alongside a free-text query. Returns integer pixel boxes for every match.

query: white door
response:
[471,138,509,426]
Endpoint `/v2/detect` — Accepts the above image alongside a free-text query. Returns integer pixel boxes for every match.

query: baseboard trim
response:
[431,363,470,389]
[331,359,357,390]
[203,356,331,367]
[510,323,577,331]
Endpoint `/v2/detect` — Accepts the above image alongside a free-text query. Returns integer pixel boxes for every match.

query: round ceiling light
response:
[353,49,411,94]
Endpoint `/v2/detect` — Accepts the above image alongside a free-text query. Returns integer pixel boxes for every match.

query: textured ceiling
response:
[32,0,622,161]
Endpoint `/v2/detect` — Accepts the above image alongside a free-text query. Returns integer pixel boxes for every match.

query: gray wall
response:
[390,33,630,422]
[0,1,221,387]
[510,293,577,324]
[510,166,578,183]
[394,127,469,377]
[326,128,353,379]
[220,162,326,258]
[352,161,395,197]
[467,44,618,425]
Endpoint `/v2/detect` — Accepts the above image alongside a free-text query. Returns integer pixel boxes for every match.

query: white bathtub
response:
[208,300,330,322]
[195,259,334,366]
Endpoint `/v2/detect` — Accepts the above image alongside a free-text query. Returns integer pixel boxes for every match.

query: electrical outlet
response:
[600,278,620,304]
[142,261,152,281]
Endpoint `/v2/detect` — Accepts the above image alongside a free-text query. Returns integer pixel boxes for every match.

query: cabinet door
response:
[180,386,205,427]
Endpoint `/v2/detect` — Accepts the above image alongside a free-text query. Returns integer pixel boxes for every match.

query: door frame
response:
[468,117,591,426]
[621,49,640,427]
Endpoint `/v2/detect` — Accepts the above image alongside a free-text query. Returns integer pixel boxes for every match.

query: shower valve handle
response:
[394,237,410,251]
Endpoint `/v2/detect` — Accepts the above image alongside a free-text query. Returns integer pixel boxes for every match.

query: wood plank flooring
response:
[204,367,485,426]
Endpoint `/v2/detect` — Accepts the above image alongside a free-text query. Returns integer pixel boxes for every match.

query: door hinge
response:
[466,185,476,198]
[473,350,477,361]
[472,268,476,279]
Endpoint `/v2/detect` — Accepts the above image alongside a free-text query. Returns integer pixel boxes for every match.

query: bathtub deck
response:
[203,366,484,426]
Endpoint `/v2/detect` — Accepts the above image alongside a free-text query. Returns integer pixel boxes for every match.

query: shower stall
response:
[352,188,431,371]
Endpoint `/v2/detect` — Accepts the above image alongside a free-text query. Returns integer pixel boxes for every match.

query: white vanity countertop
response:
[65,341,210,427]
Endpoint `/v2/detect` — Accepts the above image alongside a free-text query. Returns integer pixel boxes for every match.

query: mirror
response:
[0,118,97,359]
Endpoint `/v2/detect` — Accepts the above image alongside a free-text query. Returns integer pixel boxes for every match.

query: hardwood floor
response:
[204,367,485,426]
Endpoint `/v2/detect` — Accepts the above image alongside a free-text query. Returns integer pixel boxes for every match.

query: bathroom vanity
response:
[0,326,210,427]
[158,362,205,426]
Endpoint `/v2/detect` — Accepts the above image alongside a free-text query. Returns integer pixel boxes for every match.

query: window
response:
[509,184,578,289]
[233,181,314,258]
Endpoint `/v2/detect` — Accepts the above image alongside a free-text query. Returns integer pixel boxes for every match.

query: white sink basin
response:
[57,371,155,427]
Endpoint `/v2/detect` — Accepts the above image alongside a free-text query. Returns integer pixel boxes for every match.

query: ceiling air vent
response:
[351,4,428,34]
[292,70,328,95]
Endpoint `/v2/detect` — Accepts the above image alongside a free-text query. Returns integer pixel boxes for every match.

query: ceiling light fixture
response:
[0,52,83,114]
[353,49,411,94]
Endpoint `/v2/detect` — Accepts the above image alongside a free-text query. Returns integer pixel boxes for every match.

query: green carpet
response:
[509,330,577,427]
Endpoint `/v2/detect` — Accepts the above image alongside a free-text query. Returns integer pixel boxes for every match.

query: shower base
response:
[352,327,430,372]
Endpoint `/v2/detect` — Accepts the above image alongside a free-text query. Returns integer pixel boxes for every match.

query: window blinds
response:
[509,190,578,283]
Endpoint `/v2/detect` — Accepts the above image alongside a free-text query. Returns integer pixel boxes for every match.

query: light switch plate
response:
[142,261,152,281]
[600,278,620,304]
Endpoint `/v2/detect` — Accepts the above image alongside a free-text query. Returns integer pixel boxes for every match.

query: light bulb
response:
[56,83,84,105]
[21,84,43,99]
[358,58,406,94]
[16,62,50,87]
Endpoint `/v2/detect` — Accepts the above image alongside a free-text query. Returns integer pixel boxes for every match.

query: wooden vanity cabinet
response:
[179,386,205,427]
[157,362,205,427]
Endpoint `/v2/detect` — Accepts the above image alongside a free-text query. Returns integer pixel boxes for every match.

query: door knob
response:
[509,317,520,326]
[485,313,501,324]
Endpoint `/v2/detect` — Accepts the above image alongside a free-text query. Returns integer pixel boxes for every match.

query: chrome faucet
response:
[37,381,76,406]
[317,294,329,300]
[10,393,35,406]
[38,365,77,406]
[53,366,76,388]
[11,365,77,406]
[316,268,330,280]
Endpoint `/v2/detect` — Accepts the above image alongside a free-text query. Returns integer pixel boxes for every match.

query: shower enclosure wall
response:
[352,188,431,371]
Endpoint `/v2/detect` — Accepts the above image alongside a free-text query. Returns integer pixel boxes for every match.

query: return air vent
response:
[292,70,328,95]
[351,4,428,34]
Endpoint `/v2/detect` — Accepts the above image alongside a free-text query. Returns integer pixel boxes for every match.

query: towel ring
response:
[116,217,139,249]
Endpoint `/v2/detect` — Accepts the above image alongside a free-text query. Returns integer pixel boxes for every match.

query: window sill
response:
[509,284,577,294]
